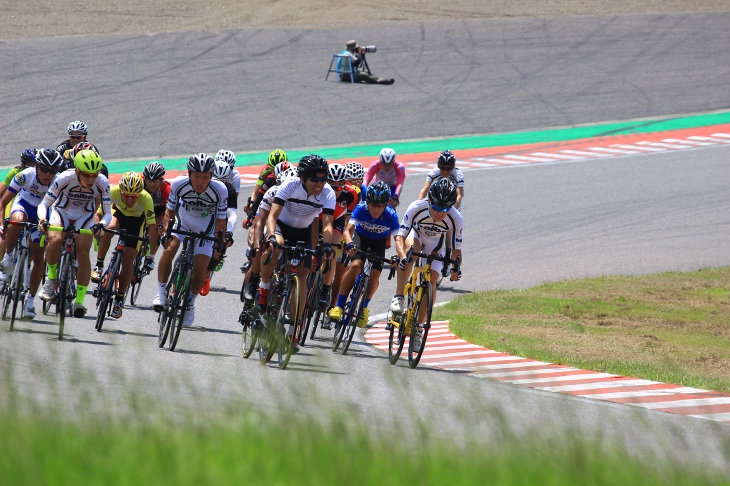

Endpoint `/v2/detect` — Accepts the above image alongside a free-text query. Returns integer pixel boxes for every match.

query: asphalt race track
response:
[1,12,730,470]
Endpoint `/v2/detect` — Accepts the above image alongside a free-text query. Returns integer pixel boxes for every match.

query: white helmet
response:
[213,159,231,181]
[215,149,236,168]
[379,148,396,165]
[277,167,298,185]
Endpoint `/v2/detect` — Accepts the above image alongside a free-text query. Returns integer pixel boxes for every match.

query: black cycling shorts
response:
[351,232,388,272]
[113,208,145,249]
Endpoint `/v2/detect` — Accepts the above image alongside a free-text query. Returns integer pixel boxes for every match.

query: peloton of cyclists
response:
[92,172,159,318]
[37,149,111,317]
[152,153,228,327]
[0,148,64,319]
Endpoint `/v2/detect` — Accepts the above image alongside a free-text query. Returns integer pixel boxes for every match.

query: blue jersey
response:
[350,202,400,240]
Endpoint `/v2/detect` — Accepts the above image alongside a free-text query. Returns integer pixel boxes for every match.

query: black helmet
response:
[437,150,456,169]
[35,148,64,170]
[187,153,215,173]
[428,177,457,208]
[366,181,391,204]
[297,154,328,175]
[143,161,166,180]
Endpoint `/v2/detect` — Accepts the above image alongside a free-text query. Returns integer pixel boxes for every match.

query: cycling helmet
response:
[379,148,396,165]
[345,162,365,181]
[428,177,458,208]
[274,161,291,179]
[277,167,298,185]
[437,150,456,169]
[297,154,328,175]
[72,141,99,156]
[67,120,88,134]
[119,171,144,194]
[187,153,215,173]
[215,149,236,169]
[213,159,231,181]
[268,149,288,168]
[327,163,347,183]
[143,161,166,180]
[35,148,63,170]
[20,148,37,166]
[74,149,103,173]
[366,181,391,204]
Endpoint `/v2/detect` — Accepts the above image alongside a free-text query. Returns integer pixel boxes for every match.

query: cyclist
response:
[92,172,159,318]
[364,148,406,208]
[37,149,111,317]
[0,148,64,318]
[215,149,241,196]
[390,178,463,322]
[142,161,171,270]
[329,181,400,328]
[244,149,287,221]
[416,150,465,276]
[257,155,336,345]
[56,120,88,155]
[152,153,227,327]
[59,142,109,178]
[345,162,367,202]
[0,149,38,264]
[319,163,359,328]
[200,159,237,296]
[241,166,296,302]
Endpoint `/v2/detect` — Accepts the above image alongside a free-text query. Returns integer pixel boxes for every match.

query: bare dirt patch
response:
[3,0,730,40]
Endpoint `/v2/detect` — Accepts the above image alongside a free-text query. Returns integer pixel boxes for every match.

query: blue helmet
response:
[366,181,390,204]
[20,148,37,166]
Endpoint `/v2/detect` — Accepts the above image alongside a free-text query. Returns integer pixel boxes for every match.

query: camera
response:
[362,45,376,54]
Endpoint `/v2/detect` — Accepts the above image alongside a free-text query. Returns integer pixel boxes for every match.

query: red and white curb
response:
[365,321,730,424]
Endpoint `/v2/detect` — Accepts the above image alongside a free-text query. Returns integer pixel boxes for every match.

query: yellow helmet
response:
[119,171,144,194]
[74,149,102,173]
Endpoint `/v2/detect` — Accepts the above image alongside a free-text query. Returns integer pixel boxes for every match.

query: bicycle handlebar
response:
[100,227,149,243]
[405,246,462,274]
[3,219,38,229]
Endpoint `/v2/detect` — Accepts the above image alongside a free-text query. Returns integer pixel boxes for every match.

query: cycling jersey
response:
[8,168,52,207]
[426,167,465,188]
[3,167,23,187]
[350,202,400,240]
[273,178,336,229]
[221,180,238,233]
[228,169,241,194]
[56,140,74,154]
[364,160,406,197]
[144,179,172,208]
[257,185,279,214]
[255,165,275,188]
[250,171,278,215]
[328,182,359,221]
[108,186,156,225]
[396,198,463,250]
[167,175,228,236]
[38,170,111,227]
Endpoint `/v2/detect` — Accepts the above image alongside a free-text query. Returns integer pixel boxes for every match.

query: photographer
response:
[338,40,394,85]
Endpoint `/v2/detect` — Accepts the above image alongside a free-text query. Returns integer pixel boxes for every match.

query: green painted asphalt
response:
[6,110,730,179]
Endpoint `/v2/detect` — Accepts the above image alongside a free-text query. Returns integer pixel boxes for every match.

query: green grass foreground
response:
[436,267,730,393]
[0,410,727,486]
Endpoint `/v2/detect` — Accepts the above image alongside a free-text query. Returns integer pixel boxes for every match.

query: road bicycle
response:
[295,239,332,346]
[93,228,148,331]
[388,247,461,368]
[41,225,95,340]
[247,241,316,369]
[331,248,396,354]
[128,226,151,306]
[1,220,36,331]
[157,228,224,351]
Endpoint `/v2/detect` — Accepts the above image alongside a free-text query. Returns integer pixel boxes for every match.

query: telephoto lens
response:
[363,45,376,53]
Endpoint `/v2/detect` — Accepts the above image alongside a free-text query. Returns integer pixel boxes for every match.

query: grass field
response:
[436,266,730,393]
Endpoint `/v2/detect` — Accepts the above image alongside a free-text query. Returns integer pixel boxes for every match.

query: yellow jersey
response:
[104,186,156,225]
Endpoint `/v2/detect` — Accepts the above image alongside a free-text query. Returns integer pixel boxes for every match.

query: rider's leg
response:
[75,233,93,305]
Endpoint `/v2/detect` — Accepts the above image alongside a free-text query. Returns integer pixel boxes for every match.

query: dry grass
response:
[436,267,730,392]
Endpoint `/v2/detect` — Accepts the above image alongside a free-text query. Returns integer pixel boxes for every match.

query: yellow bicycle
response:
[388,247,460,368]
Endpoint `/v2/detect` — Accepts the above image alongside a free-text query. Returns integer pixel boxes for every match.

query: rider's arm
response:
[364,161,379,186]
[417,178,431,199]
[320,214,334,248]
[393,162,406,198]
[97,180,112,227]
[455,187,464,209]
[343,220,356,246]
[266,203,283,239]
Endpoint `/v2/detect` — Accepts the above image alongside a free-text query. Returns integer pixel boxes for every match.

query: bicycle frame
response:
[3,220,36,330]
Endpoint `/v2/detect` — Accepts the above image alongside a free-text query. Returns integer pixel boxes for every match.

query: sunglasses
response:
[430,204,450,213]
[122,192,140,199]
[368,202,386,208]
[307,176,327,183]
[69,134,85,140]
[37,166,58,175]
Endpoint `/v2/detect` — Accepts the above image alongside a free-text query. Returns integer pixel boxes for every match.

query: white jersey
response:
[8,167,53,207]
[258,185,280,214]
[396,198,463,250]
[227,169,241,194]
[38,169,111,225]
[272,178,336,228]
[425,167,465,188]
[167,175,228,234]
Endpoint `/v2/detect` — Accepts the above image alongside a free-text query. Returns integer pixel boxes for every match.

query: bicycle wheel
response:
[9,248,27,331]
[1,281,11,322]
[277,275,300,369]
[342,275,368,355]
[157,265,179,348]
[129,255,144,305]
[297,272,318,347]
[240,304,258,359]
[57,256,71,340]
[168,267,191,351]
[95,259,118,332]
[388,313,407,365]
[260,275,281,364]
[408,283,433,369]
